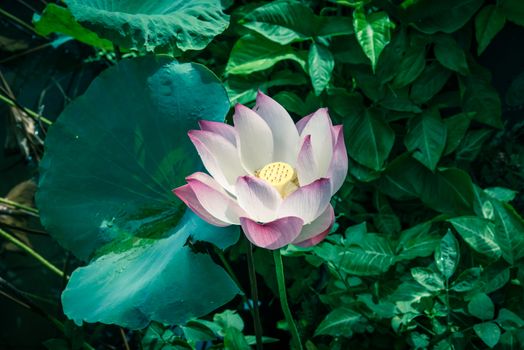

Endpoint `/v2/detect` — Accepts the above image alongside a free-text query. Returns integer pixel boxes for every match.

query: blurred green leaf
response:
[501,0,524,26]
[475,5,506,55]
[505,71,524,107]
[315,307,366,337]
[461,75,503,128]
[396,222,439,261]
[404,109,447,171]
[392,46,426,88]
[308,43,334,95]
[63,0,229,52]
[353,8,395,72]
[434,35,469,75]
[468,293,495,320]
[226,34,306,75]
[473,322,501,348]
[33,4,113,50]
[443,113,473,155]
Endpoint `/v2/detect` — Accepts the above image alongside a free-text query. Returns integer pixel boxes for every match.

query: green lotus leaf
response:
[64,0,229,52]
[36,56,240,328]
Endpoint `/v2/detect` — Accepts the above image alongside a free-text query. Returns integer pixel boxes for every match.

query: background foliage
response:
[1,0,524,349]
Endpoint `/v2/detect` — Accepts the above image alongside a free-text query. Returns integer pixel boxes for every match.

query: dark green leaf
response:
[496,309,524,331]
[449,216,501,259]
[443,113,473,155]
[226,34,306,75]
[315,307,366,337]
[392,46,426,88]
[224,328,250,350]
[37,57,239,329]
[64,0,229,52]
[410,62,451,104]
[434,35,469,75]
[505,71,524,107]
[461,75,503,128]
[473,322,501,348]
[435,230,459,279]
[331,36,369,65]
[396,222,440,261]
[468,293,495,320]
[379,88,422,113]
[450,268,481,292]
[456,129,494,162]
[346,108,395,171]
[404,109,447,170]
[475,5,506,55]
[411,267,445,291]
[308,43,334,95]
[397,0,483,34]
[33,4,113,50]
[353,8,395,72]
[501,0,524,26]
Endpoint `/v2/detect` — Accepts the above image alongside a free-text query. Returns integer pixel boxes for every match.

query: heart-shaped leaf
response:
[37,57,240,329]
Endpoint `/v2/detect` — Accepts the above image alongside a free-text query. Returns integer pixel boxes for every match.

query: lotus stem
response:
[247,242,263,350]
[273,249,303,350]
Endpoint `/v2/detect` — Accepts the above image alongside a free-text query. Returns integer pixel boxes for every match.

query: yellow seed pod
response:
[257,162,298,197]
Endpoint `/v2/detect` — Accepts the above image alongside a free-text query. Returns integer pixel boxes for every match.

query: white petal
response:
[300,108,334,177]
[296,135,320,186]
[253,91,300,165]
[279,178,331,224]
[292,204,334,244]
[233,104,274,173]
[236,176,282,222]
[198,120,237,146]
[189,130,246,194]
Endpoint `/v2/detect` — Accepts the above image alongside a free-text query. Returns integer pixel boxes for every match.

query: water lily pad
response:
[37,56,239,328]
[64,0,229,52]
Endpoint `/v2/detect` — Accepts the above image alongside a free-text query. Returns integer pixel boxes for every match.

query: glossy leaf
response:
[450,268,481,292]
[435,230,459,279]
[404,109,447,171]
[64,0,229,52]
[396,222,440,261]
[37,57,240,328]
[308,43,334,95]
[443,113,473,155]
[33,4,113,50]
[449,216,501,259]
[491,200,524,264]
[392,46,426,88]
[475,5,506,55]
[346,108,395,171]
[353,8,395,72]
[226,34,306,75]
[411,267,445,291]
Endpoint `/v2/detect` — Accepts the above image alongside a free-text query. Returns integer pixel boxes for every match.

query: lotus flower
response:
[173,92,348,249]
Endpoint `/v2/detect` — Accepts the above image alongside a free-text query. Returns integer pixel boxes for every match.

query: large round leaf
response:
[64,0,229,52]
[36,57,240,328]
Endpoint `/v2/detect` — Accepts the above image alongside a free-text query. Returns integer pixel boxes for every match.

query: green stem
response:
[273,249,303,350]
[0,93,53,126]
[0,8,40,35]
[0,197,39,215]
[247,243,263,350]
[0,228,65,278]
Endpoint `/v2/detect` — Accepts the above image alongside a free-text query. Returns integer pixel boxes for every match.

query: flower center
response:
[256,162,298,198]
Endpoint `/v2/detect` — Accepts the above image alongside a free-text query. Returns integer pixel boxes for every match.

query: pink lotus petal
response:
[279,178,331,224]
[188,130,246,194]
[187,177,247,225]
[253,91,300,165]
[233,104,274,173]
[296,113,313,134]
[292,204,334,245]
[299,108,334,177]
[296,135,320,186]
[293,227,330,247]
[198,120,237,146]
[236,176,282,223]
[240,216,304,250]
[172,184,229,227]
[326,125,348,194]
